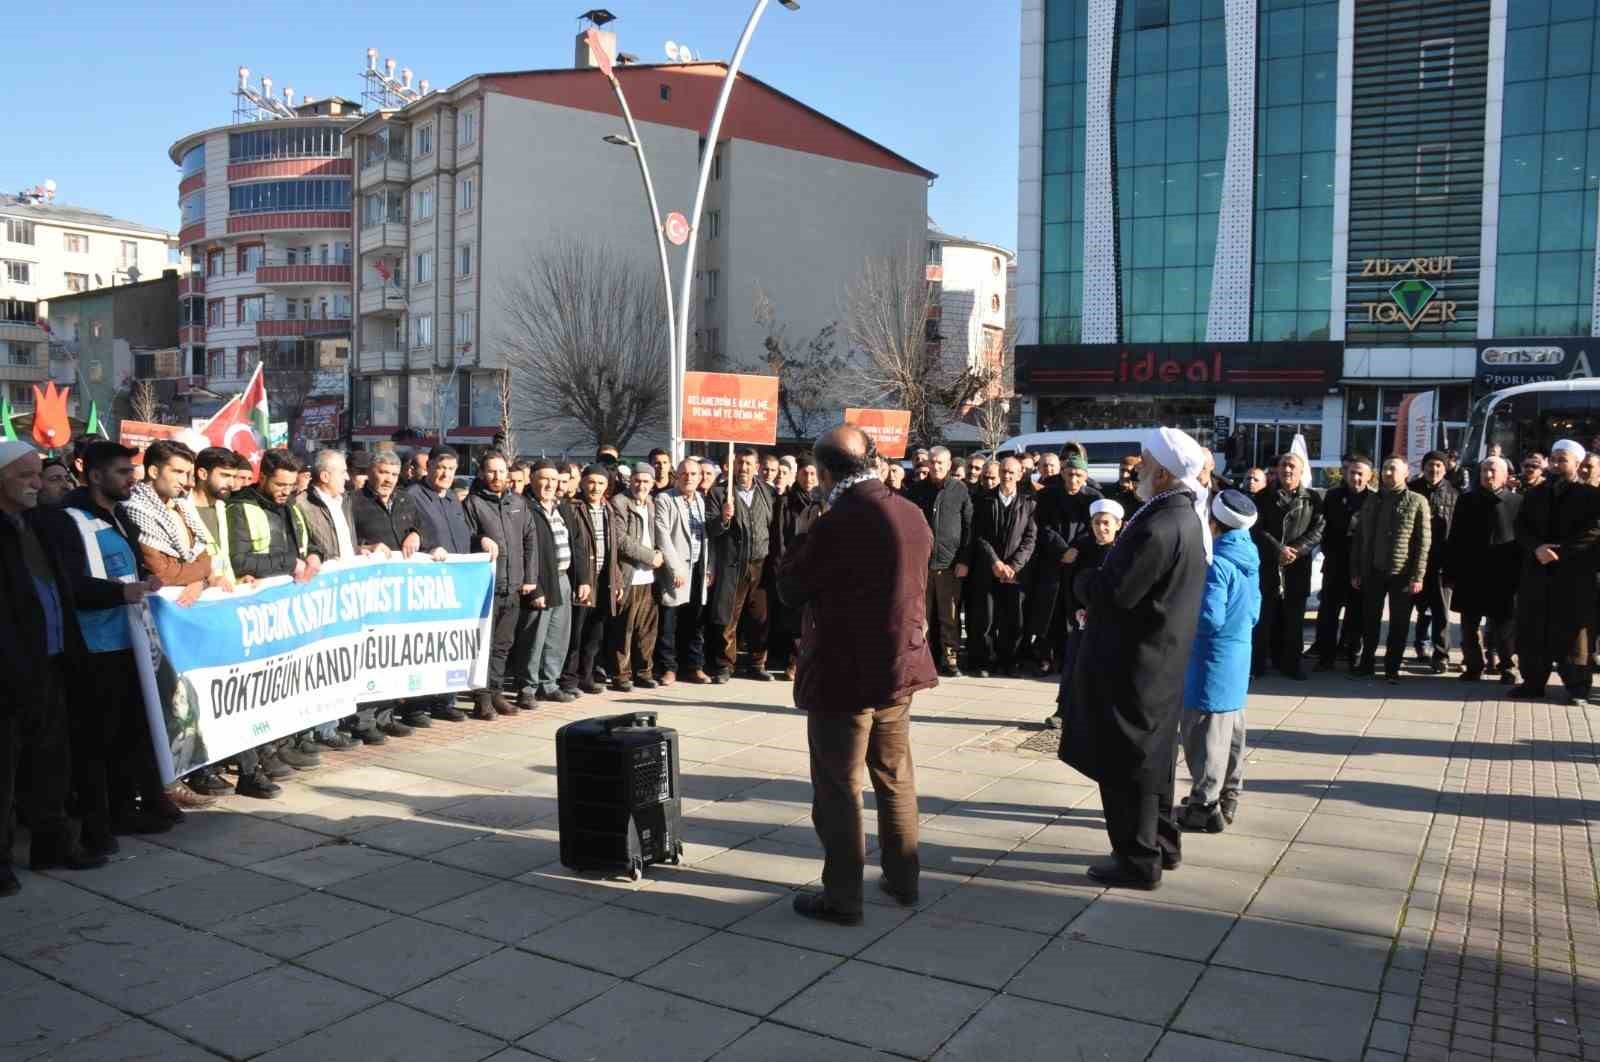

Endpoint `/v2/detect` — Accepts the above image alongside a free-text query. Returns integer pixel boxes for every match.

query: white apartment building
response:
[931,226,1016,447]
[347,40,934,452]
[0,189,175,415]
[167,96,361,417]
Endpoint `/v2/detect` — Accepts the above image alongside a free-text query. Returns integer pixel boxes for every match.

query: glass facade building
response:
[1018,0,1600,472]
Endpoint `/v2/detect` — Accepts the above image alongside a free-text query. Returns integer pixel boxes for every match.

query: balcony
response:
[358,156,410,190]
[179,324,207,346]
[0,352,47,383]
[176,275,204,298]
[359,284,407,316]
[256,263,352,286]
[255,314,352,338]
[357,348,406,373]
[226,210,353,236]
[179,221,207,246]
[358,221,407,256]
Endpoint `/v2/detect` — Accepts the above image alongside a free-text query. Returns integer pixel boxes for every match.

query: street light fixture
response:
[601,134,636,148]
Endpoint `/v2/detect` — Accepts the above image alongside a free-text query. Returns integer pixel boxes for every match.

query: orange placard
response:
[119,420,189,464]
[844,407,912,459]
[682,372,779,446]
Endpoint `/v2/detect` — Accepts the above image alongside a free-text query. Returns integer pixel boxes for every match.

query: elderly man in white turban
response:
[1510,439,1600,705]
[1057,427,1210,889]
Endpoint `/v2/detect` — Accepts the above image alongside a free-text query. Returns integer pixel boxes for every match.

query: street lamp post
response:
[587,1,797,461]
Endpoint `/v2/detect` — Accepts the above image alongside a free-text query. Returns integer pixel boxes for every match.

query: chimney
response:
[577,28,617,70]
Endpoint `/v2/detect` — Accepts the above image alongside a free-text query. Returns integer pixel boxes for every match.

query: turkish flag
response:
[202,364,270,478]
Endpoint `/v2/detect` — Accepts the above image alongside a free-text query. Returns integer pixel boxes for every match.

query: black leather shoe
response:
[1219,792,1239,825]
[402,712,434,729]
[742,669,775,682]
[1086,859,1160,890]
[609,680,634,693]
[380,718,414,737]
[792,891,863,925]
[938,665,963,678]
[634,676,659,689]
[432,705,467,722]
[536,689,578,703]
[188,769,234,794]
[1178,802,1225,833]
[518,689,538,711]
[355,726,388,744]
[31,839,109,872]
[275,745,322,771]
[578,682,605,695]
[81,832,119,858]
[259,754,294,780]
[1043,713,1063,730]
[710,672,731,685]
[1458,670,1481,682]
[235,772,282,799]
[877,876,918,907]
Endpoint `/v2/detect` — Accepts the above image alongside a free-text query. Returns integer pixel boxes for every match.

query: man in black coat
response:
[462,452,538,719]
[1408,450,1459,673]
[404,445,476,722]
[907,446,972,677]
[1511,440,1600,704]
[1025,453,1094,674]
[966,456,1037,677]
[1249,452,1325,680]
[1445,456,1522,683]
[1312,455,1374,670]
[1059,428,1209,889]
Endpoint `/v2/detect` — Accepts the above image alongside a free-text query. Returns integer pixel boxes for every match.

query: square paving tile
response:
[929,875,1096,935]
[431,831,561,878]
[18,1017,223,1061]
[1246,877,1407,938]
[6,906,275,1012]
[1174,966,1377,1061]
[1181,832,1290,874]
[298,917,500,996]
[1009,938,1204,1024]
[709,1022,893,1061]
[0,957,126,1058]
[50,841,228,901]
[520,904,713,977]
[520,982,758,1062]
[134,865,307,928]
[431,793,559,830]
[148,810,326,867]
[417,880,600,944]
[400,947,617,1040]
[210,891,395,959]
[1294,813,1429,856]
[1064,894,1236,961]
[253,842,411,888]
[1274,841,1418,892]
[729,894,914,957]
[1148,864,1265,914]
[327,859,495,914]
[772,959,991,1057]
[860,911,1046,989]
[347,818,491,856]
[149,964,378,1058]
[1214,916,1392,992]
[613,869,790,928]
[0,874,110,942]
[696,838,827,887]
[254,1001,503,1062]
[932,994,1162,1061]
[639,931,841,1015]
[1149,1031,1310,1060]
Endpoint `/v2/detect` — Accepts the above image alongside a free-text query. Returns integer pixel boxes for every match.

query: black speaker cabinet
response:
[556,711,683,879]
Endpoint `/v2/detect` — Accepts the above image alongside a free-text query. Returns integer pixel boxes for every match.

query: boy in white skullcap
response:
[1179,489,1262,832]
[1045,497,1125,728]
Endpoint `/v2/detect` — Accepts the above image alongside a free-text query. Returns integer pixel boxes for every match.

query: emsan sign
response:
[1359,256,1459,330]
[1476,339,1596,390]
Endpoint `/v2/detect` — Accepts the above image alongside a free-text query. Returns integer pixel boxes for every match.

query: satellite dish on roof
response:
[679,46,695,62]
[126,265,141,283]
[664,40,680,62]
[43,179,57,194]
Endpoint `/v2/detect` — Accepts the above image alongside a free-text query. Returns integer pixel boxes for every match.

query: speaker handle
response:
[604,711,658,732]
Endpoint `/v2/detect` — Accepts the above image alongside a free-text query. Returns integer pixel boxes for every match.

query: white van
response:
[994,429,1221,486]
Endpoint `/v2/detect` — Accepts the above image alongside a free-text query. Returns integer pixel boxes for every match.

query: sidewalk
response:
[2,669,1595,1061]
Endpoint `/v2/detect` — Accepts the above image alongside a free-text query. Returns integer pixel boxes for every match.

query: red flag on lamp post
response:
[585,26,615,80]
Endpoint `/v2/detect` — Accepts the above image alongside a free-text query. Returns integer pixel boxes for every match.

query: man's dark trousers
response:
[1409,575,1453,662]
[1460,609,1514,676]
[1313,561,1360,662]
[1097,756,1180,884]
[1359,574,1414,675]
[0,661,71,868]
[487,593,534,692]
[657,597,705,676]
[74,649,161,838]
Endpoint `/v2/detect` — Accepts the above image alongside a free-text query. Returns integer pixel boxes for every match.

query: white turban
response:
[1146,427,1214,562]
[1089,498,1124,520]
[1551,439,1585,460]
[1212,489,1259,531]
[0,440,38,472]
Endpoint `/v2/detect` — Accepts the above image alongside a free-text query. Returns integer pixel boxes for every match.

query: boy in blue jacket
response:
[1179,490,1262,833]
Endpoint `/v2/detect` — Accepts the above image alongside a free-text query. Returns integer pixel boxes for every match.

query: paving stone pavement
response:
[2,667,1596,1061]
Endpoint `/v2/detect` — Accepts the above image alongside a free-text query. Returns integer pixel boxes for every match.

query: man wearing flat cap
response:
[1059,427,1210,889]
[1511,439,1600,704]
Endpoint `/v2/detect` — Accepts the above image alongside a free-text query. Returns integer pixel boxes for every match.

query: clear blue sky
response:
[4,1,1019,251]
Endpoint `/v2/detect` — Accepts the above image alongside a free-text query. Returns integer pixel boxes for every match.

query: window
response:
[415,122,434,157]
[414,251,433,284]
[236,346,259,376]
[712,148,722,181]
[1135,0,1168,30]
[285,298,306,320]
[1419,37,1455,89]
[333,241,352,264]
[4,219,35,245]
[705,269,719,300]
[0,340,36,366]
[470,371,500,426]
[456,243,472,278]
[180,191,205,226]
[63,232,89,254]
[455,309,475,347]
[207,348,227,376]
[456,108,477,146]
[227,179,351,215]
[206,299,225,326]
[120,241,138,268]
[1415,144,1451,201]
[3,261,30,285]
[457,176,475,211]
[227,126,343,162]
[205,249,225,277]
[413,186,434,221]
[237,244,264,273]
[413,313,433,347]
[238,296,264,324]
[705,210,721,239]
[333,293,352,318]
[180,144,205,176]
[363,191,405,226]
[64,273,88,292]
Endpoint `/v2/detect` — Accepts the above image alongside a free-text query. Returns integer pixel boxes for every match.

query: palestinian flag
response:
[202,363,270,476]
[0,391,14,441]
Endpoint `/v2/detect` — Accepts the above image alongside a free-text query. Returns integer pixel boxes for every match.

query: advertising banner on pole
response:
[681,371,779,445]
[134,556,494,783]
[1394,391,1436,469]
[843,407,913,459]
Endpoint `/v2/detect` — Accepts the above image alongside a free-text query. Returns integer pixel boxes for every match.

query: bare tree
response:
[961,300,1018,452]
[748,285,846,442]
[846,249,988,447]
[129,379,161,424]
[496,369,517,458]
[497,240,669,451]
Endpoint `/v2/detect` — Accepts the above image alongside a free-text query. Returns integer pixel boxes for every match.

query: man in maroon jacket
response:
[778,425,938,925]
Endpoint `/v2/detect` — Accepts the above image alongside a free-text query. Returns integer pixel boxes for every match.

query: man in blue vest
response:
[1,441,112,894]
[29,441,175,843]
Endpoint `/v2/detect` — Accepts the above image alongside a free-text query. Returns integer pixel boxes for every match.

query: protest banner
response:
[118,420,195,464]
[682,371,779,446]
[844,407,913,459]
[133,555,494,783]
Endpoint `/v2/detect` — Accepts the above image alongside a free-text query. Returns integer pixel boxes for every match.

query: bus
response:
[1461,378,1600,471]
